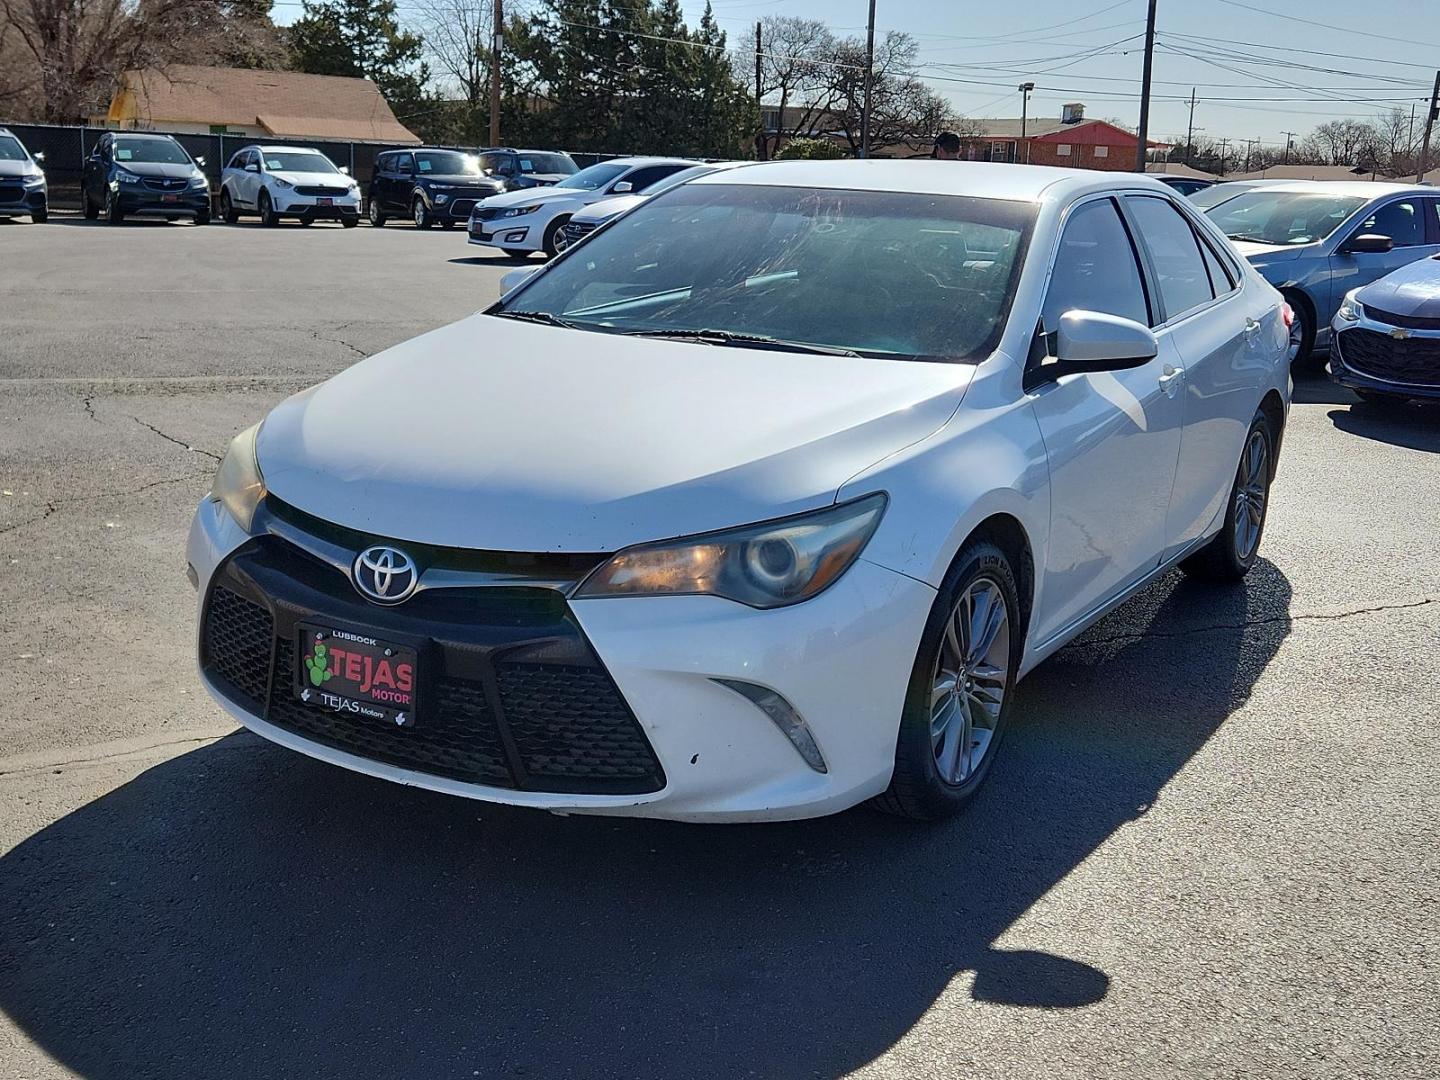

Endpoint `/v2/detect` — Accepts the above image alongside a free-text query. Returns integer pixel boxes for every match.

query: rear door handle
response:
[1244,317,1262,335]
[1158,364,1185,397]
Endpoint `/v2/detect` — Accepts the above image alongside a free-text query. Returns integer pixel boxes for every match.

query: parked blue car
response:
[81,131,210,225]
[1330,254,1440,404]
[1205,182,1440,366]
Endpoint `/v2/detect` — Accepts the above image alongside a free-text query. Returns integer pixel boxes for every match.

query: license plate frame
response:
[294,622,419,728]
[317,197,333,206]
[161,194,180,203]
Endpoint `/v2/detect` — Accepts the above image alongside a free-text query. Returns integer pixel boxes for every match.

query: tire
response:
[1285,292,1317,370]
[83,192,99,220]
[104,188,124,224]
[194,207,210,225]
[31,205,47,224]
[541,216,569,259]
[413,197,433,229]
[298,215,313,226]
[441,219,455,230]
[502,248,530,259]
[1180,411,1274,582]
[258,191,278,227]
[220,189,238,224]
[341,214,359,229]
[368,198,386,227]
[872,539,1022,821]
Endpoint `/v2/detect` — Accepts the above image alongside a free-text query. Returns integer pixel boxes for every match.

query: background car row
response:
[0,126,48,222]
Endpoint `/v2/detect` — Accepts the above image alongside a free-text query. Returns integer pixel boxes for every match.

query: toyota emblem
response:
[353,545,419,605]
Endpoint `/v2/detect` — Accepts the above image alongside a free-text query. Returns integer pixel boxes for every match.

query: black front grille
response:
[0,183,23,204]
[141,177,186,191]
[450,199,477,217]
[563,220,598,242]
[1364,304,1440,331]
[295,184,349,197]
[472,206,501,221]
[200,535,664,796]
[1337,327,1440,387]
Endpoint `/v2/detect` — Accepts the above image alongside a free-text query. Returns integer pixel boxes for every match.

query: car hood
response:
[418,173,501,189]
[257,315,972,552]
[1230,240,1306,263]
[117,161,197,179]
[1356,255,1440,316]
[0,160,38,178]
[521,172,572,185]
[572,193,647,225]
[479,186,583,209]
[269,170,355,187]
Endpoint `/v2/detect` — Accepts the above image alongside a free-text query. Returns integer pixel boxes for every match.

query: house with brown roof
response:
[99,65,420,144]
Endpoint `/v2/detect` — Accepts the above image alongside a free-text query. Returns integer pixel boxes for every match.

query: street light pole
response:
[1417,70,1440,182]
[488,0,502,147]
[861,0,876,158]
[1019,82,1035,164]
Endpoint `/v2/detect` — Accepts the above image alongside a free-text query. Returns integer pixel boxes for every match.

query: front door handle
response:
[1158,364,1185,398]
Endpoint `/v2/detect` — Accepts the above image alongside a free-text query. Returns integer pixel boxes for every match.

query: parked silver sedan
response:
[1205,182,1440,365]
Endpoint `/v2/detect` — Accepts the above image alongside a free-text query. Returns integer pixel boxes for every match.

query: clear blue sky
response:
[271,0,1439,151]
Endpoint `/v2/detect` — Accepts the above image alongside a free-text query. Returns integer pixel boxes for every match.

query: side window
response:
[400,153,415,175]
[1125,195,1216,321]
[1042,198,1150,332]
[626,165,687,193]
[478,152,503,175]
[1424,198,1440,243]
[227,151,245,170]
[1198,233,1236,295]
[1356,199,1426,247]
[376,153,392,174]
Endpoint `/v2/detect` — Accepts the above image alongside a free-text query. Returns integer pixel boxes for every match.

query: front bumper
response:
[273,193,361,218]
[468,218,538,251]
[188,498,934,821]
[1330,316,1440,400]
[0,183,45,214]
[116,188,210,215]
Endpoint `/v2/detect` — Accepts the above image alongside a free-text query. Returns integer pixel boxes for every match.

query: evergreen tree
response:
[289,0,432,126]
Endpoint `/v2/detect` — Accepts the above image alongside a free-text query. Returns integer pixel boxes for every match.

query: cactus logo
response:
[303,641,335,687]
[352,545,418,604]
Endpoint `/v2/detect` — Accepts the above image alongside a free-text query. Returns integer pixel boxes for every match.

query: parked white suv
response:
[193,162,1291,823]
[220,145,361,227]
[468,157,695,257]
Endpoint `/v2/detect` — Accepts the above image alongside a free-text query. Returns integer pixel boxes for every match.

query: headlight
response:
[1337,290,1363,323]
[575,494,886,609]
[190,174,208,189]
[434,193,449,205]
[502,204,542,218]
[271,177,292,189]
[23,173,45,187]
[117,172,142,185]
[210,424,266,532]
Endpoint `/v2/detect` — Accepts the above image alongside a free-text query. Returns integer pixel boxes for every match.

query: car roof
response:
[250,145,328,153]
[113,132,178,141]
[600,157,700,169]
[1222,180,1431,197]
[691,159,1178,202]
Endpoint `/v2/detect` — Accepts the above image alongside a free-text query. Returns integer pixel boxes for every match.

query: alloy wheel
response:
[1287,318,1304,363]
[930,576,1010,786]
[1233,428,1269,561]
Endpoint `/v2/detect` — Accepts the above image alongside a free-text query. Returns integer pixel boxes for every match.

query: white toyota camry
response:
[191,161,1291,822]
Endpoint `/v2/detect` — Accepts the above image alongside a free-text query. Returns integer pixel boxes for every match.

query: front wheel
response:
[31,205,47,224]
[193,206,210,225]
[341,214,359,229]
[542,216,569,259]
[220,190,238,224]
[83,191,99,220]
[368,198,386,226]
[104,189,124,224]
[413,198,433,229]
[873,540,1021,821]
[1285,294,1316,370]
[258,191,278,227]
[502,248,531,259]
[1180,411,1274,582]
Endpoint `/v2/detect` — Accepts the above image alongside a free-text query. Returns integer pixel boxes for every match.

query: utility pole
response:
[488,0,502,147]
[1218,137,1230,176]
[1019,81,1035,164]
[1244,137,1260,173]
[1281,131,1297,164]
[1417,70,1440,182]
[1184,87,1197,165]
[755,21,766,160]
[1134,0,1158,172]
[861,0,877,158]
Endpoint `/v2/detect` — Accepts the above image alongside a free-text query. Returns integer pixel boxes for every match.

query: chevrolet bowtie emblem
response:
[1390,328,1412,340]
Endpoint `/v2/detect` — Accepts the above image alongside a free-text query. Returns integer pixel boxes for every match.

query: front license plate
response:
[295,623,418,728]
[317,197,333,206]
[161,194,180,203]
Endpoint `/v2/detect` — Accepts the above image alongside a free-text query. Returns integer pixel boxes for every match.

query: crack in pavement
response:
[1071,596,1439,648]
[0,471,213,537]
[0,730,245,779]
[131,416,223,461]
[81,396,99,423]
[311,328,369,360]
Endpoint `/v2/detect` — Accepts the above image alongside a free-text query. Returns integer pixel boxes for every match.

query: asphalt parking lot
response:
[2,214,1438,1080]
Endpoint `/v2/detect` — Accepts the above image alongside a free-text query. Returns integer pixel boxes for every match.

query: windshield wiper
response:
[1226,234,1273,244]
[615,328,862,357]
[490,309,587,330]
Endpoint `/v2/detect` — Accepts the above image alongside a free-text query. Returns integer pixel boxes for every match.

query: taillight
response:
[1280,303,1295,329]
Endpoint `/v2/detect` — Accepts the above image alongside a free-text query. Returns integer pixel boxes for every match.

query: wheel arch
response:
[1258,388,1286,479]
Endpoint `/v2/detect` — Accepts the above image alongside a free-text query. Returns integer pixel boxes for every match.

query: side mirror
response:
[195,156,206,167]
[1027,311,1158,389]
[1342,233,1393,254]
[244,163,259,173]
[612,181,633,193]
[33,150,45,163]
[339,165,350,175]
[499,265,541,295]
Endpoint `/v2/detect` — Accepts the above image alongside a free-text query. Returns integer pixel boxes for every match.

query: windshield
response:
[415,151,479,176]
[0,136,27,162]
[1188,183,1255,211]
[555,163,628,191]
[114,138,192,166]
[517,153,576,174]
[495,183,1035,362]
[1206,191,1366,245]
[642,164,717,197]
[263,151,339,174]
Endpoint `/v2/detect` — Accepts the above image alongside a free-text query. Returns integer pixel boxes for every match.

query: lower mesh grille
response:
[199,564,664,795]
[1338,328,1440,387]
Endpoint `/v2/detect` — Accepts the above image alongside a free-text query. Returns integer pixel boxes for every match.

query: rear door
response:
[1026,195,1187,645]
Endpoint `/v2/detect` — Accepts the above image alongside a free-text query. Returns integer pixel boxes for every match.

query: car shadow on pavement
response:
[1289,368,1354,406]
[0,562,1291,1080]
[1328,401,1440,453]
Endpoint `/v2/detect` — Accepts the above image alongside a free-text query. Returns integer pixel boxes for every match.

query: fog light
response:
[505,230,526,243]
[712,678,827,773]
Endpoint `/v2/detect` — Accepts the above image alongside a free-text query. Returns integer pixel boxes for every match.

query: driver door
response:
[1327,196,1440,312]
[1026,195,1186,645]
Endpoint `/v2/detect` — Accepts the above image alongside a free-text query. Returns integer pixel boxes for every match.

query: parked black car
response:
[368,148,503,229]
[476,148,578,191]
[82,132,210,224]
[0,127,48,223]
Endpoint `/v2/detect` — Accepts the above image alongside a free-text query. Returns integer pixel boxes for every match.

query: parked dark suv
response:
[476,148,578,191]
[82,132,210,224]
[368,147,503,229]
[0,127,48,223]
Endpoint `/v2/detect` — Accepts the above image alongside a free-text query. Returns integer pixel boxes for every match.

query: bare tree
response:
[413,0,492,111]
[818,32,950,157]
[740,15,838,158]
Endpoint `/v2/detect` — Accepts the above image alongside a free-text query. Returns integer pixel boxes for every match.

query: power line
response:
[1211,0,1440,52]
